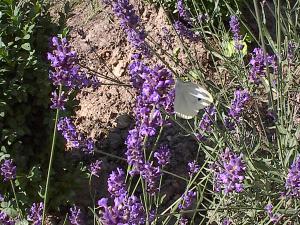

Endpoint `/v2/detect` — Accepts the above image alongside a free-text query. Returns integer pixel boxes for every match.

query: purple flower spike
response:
[285,156,300,197]
[198,105,216,139]
[177,0,191,24]
[0,159,16,181]
[109,0,149,55]
[57,117,95,153]
[222,218,232,225]
[89,160,102,177]
[174,21,198,42]
[141,163,161,194]
[98,169,145,224]
[107,168,127,197]
[188,160,200,177]
[50,90,68,110]
[179,190,197,209]
[228,89,250,121]
[154,145,171,167]
[179,217,188,225]
[0,211,15,225]
[47,36,100,90]
[27,202,43,225]
[211,148,246,194]
[265,203,281,223]
[125,127,144,173]
[69,205,82,225]
[249,48,276,84]
[229,15,243,50]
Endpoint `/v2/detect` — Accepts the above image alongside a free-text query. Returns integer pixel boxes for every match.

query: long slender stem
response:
[42,100,60,225]
[10,180,21,217]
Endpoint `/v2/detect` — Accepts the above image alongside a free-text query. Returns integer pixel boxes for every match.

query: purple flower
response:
[50,90,68,110]
[177,0,191,24]
[179,190,196,209]
[125,128,144,172]
[229,15,243,50]
[228,89,250,121]
[134,65,175,137]
[69,205,82,225]
[265,204,281,223]
[211,148,246,194]
[154,145,171,167]
[107,168,127,197]
[57,117,80,149]
[57,117,95,153]
[197,105,216,139]
[174,21,198,42]
[285,156,300,197]
[0,194,4,202]
[222,218,232,225]
[82,138,95,154]
[109,0,149,55]
[98,169,145,224]
[47,36,100,89]
[179,217,188,225]
[128,60,150,90]
[249,48,276,84]
[98,195,145,224]
[0,159,16,181]
[89,160,102,177]
[225,89,249,130]
[0,211,15,225]
[27,202,43,225]
[188,160,200,177]
[141,163,161,194]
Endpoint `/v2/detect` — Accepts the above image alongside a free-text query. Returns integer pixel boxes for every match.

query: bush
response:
[0,0,53,162]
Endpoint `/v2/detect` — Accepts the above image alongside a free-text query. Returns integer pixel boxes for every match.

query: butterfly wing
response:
[174,80,213,119]
[174,81,195,119]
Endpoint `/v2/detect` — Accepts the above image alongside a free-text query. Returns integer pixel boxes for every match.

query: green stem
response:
[42,102,60,225]
[10,180,21,217]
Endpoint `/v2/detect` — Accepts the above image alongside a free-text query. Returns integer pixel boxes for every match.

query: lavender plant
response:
[2,0,300,224]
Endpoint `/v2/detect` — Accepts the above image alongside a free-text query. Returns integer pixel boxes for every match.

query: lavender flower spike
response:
[154,145,171,167]
[0,211,15,225]
[0,159,16,181]
[285,156,300,197]
[179,190,197,209]
[211,148,246,194]
[229,15,243,50]
[177,0,191,23]
[110,0,149,55]
[107,167,127,197]
[198,105,216,139]
[89,160,102,177]
[27,203,43,225]
[174,21,198,42]
[50,90,68,110]
[228,89,250,121]
[69,205,82,225]
[188,160,200,177]
[98,168,146,224]
[249,48,277,84]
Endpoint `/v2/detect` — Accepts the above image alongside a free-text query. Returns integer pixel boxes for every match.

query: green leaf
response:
[21,43,31,51]
[23,34,30,40]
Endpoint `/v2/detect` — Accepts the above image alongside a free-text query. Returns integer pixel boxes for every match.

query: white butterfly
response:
[174,79,213,119]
